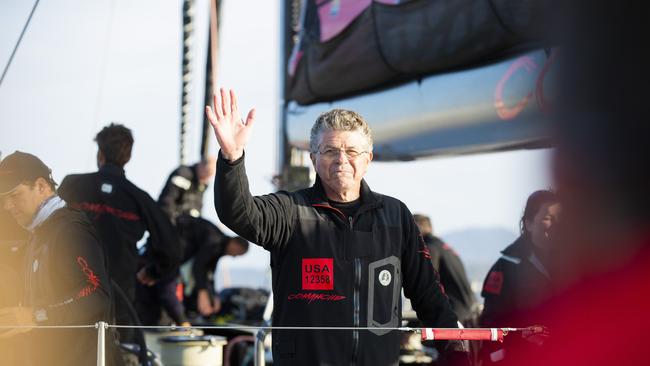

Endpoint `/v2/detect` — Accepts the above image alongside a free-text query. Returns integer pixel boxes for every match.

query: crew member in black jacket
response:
[0,151,122,366]
[479,190,559,364]
[136,218,248,325]
[58,124,180,335]
[413,214,478,326]
[158,156,216,223]
[136,155,247,325]
[206,89,468,366]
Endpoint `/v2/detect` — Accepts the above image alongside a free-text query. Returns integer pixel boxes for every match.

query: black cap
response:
[0,151,53,195]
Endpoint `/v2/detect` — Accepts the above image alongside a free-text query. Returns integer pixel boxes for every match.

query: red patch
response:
[484,271,504,295]
[175,282,184,302]
[302,258,334,290]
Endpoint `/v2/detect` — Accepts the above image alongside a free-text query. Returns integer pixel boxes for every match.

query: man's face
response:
[1,181,48,227]
[311,130,373,199]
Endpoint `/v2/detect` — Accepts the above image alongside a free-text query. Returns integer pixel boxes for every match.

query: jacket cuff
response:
[218,150,245,166]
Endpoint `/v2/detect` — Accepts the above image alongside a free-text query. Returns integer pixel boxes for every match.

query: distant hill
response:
[439,227,518,297]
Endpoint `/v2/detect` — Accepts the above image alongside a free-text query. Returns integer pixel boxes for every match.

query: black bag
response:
[217,287,270,321]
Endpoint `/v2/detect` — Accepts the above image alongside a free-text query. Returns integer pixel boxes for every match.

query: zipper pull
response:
[348,216,353,229]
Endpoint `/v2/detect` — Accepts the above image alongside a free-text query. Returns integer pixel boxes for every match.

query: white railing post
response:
[96,321,107,366]
[254,326,269,366]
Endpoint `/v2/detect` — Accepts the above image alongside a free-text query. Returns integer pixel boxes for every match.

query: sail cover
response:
[287,0,548,105]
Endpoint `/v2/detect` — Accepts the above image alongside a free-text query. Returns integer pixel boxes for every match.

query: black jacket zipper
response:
[312,204,368,365]
[351,216,361,366]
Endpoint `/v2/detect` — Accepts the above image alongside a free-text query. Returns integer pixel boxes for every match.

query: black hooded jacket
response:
[23,206,122,366]
[479,236,553,364]
[158,164,207,223]
[59,164,180,298]
[423,234,478,324]
[214,153,460,366]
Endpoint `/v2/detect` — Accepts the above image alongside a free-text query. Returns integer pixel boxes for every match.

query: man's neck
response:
[26,193,59,231]
[324,185,360,203]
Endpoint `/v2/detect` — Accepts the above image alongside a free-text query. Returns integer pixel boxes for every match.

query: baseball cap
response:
[0,151,53,195]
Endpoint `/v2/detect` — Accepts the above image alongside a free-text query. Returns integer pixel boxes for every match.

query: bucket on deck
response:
[159,335,227,366]
[143,329,204,361]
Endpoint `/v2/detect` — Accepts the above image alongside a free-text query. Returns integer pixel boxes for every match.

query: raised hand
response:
[205,88,256,161]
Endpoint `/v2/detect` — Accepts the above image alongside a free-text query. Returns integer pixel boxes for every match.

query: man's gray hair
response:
[309,109,373,153]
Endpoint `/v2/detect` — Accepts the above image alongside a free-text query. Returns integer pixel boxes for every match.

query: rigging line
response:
[0,0,41,87]
[90,0,117,154]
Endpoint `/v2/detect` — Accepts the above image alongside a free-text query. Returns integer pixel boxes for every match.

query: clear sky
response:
[1,0,552,285]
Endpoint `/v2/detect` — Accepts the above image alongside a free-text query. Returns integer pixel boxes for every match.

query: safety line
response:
[1,324,529,333]
[0,324,96,329]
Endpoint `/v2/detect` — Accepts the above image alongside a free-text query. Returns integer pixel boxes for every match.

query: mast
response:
[200,0,220,160]
[180,0,196,165]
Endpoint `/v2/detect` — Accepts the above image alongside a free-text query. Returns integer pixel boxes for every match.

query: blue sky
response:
[1,0,551,288]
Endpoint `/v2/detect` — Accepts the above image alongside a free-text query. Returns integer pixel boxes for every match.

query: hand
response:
[197,289,215,317]
[205,88,256,162]
[136,268,157,286]
[522,325,550,346]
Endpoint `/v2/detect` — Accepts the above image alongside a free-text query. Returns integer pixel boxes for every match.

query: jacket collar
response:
[423,233,444,245]
[308,175,382,209]
[27,195,66,232]
[502,236,552,277]
[99,163,125,176]
[501,235,533,260]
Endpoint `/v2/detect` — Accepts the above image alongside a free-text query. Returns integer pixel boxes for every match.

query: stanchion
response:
[254,326,269,366]
[96,321,107,366]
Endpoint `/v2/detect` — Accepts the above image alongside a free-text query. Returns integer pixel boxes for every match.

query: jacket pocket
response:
[367,256,401,335]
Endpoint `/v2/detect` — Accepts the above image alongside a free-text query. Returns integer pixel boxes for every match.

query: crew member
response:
[58,123,180,336]
[207,89,469,365]
[479,190,559,364]
[413,214,478,326]
[0,151,122,366]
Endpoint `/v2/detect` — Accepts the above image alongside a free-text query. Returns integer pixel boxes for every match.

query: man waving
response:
[207,88,467,366]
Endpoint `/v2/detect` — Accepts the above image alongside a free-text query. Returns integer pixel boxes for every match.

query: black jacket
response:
[479,236,552,363]
[23,205,121,366]
[158,165,208,223]
[423,234,477,324]
[59,164,181,298]
[175,216,227,292]
[214,153,459,366]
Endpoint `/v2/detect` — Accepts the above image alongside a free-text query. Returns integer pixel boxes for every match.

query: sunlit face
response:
[310,129,373,200]
[1,181,49,227]
[526,202,561,249]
